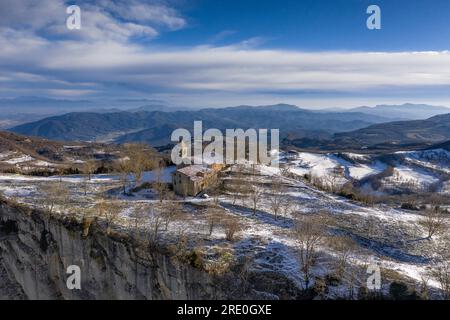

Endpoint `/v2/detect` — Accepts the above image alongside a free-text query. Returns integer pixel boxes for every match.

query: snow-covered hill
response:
[280,149,449,195]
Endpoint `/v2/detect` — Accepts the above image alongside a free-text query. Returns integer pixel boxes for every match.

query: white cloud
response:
[33,44,450,91]
[98,0,186,30]
[0,0,449,107]
[0,0,185,42]
[0,0,65,29]
[46,88,98,96]
[2,28,450,101]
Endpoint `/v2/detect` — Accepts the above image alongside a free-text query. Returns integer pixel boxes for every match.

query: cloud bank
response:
[1,0,450,107]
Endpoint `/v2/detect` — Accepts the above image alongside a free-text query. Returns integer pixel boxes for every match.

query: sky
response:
[1,0,450,109]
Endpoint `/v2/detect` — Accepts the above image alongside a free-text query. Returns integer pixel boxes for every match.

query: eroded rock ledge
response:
[0,200,234,300]
[0,200,302,300]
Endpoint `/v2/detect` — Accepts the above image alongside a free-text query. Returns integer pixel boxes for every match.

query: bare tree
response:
[329,165,344,193]
[223,216,242,242]
[206,207,224,237]
[421,208,446,239]
[81,209,96,238]
[281,197,296,217]
[430,250,450,299]
[83,159,97,181]
[126,143,156,186]
[40,182,71,216]
[232,164,247,205]
[115,157,132,194]
[56,166,65,183]
[293,213,328,289]
[249,184,263,215]
[80,176,89,196]
[237,256,253,294]
[95,199,123,235]
[208,178,223,207]
[280,166,291,178]
[152,160,168,202]
[148,210,164,247]
[159,197,182,231]
[268,178,284,219]
[130,203,151,243]
[418,276,430,300]
[229,180,244,205]
[328,235,357,280]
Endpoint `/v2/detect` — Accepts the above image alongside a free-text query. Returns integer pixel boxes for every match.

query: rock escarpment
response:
[0,200,229,300]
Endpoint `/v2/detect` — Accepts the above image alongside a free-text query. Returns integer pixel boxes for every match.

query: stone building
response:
[172,165,218,196]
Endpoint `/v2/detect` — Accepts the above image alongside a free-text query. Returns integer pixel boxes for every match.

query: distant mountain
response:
[10,112,156,142]
[333,113,450,145]
[316,113,450,149]
[347,103,450,120]
[0,96,171,114]
[289,113,450,151]
[114,124,179,146]
[9,104,392,146]
[0,112,58,129]
[127,104,188,113]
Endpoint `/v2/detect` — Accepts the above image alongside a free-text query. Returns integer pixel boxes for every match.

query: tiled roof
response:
[176,165,213,181]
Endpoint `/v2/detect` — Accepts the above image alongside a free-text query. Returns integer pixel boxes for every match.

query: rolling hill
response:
[286,113,450,151]
[346,103,450,120]
[333,113,450,145]
[427,140,450,151]
[10,104,392,146]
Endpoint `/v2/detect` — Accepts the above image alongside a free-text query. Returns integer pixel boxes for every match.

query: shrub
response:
[223,218,241,242]
[401,202,419,211]
[389,282,409,300]
[205,248,235,275]
[186,248,204,269]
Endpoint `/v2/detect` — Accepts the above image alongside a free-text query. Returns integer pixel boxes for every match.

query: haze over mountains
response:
[1,96,449,118]
[4,99,450,151]
[0,97,179,128]
[10,104,392,145]
[0,96,170,113]
[346,103,450,120]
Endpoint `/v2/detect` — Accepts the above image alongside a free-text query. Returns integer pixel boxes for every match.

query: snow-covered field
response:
[4,155,34,164]
[384,166,439,188]
[221,164,447,293]
[281,150,449,195]
[0,151,60,171]
[0,154,448,298]
[0,166,175,184]
[287,152,386,181]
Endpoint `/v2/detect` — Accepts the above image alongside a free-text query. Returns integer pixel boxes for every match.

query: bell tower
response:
[180,140,188,159]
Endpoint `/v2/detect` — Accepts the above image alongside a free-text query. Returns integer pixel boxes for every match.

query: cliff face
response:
[0,201,227,300]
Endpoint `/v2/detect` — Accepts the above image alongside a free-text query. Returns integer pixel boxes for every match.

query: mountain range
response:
[9,104,393,145]
[5,101,450,151]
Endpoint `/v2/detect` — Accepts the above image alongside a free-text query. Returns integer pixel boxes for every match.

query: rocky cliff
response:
[0,200,232,300]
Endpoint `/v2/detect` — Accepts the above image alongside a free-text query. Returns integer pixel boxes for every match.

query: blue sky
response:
[157,0,450,51]
[1,0,450,109]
